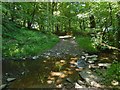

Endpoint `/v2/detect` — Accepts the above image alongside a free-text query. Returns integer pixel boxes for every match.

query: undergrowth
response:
[75,36,98,53]
[2,21,59,59]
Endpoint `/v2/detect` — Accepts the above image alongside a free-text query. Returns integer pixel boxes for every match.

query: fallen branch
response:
[100,43,120,51]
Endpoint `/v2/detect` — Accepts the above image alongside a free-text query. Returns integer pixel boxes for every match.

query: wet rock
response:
[79,69,103,88]
[66,78,73,84]
[21,72,25,75]
[81,55,86,59]
[70,60,77,65]
[87,59,95,64]
[47,53,50,56]
[56,78,62,84]
[75,68,83,72]
[86,55,98,58]
[98,63,111,68]
[5,73,9,76]
[63,83,74,89]
[92,57,98,61]
[23,58,26,60]
[0,84,7,89]
[75,82,86,88]
[84,53,89,56]
[77,80,85,85]
[88,64,99,69]
[77,59,88,69]
[57,53,60,55]
[51,72,65,77]
[111,80,119,86]
[56,84,63,88]
[7,78,16,82]
[47,80,53,84]
[45,56,50,59]
[32,56,39,60]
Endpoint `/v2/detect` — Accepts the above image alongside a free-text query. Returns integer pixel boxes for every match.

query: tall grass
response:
[2,26,59,59]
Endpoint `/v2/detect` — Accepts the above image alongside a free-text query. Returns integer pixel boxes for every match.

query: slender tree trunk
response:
[109,3,113,26]
[78,21,82,30]
[89,15,96,28]
[27,3,36,29]
[27,21,32,29]
[82,19,85,30]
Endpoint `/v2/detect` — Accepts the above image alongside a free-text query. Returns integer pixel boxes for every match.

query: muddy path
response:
[41,37,83,59]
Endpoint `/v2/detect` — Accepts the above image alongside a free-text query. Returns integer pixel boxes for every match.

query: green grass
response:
[2,23,59,59]
[103,62,120,85]
[75,36,98,53]
[95,62,120,87]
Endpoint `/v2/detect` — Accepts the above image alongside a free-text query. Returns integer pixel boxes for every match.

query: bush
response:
[75,36,98,53]
[103,62,120,85]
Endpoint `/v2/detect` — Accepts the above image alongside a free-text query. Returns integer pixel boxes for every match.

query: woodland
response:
[1,2,120,89]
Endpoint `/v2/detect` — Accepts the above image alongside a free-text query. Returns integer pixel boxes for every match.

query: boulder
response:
[77,59,88,69]
[79,69,103,88]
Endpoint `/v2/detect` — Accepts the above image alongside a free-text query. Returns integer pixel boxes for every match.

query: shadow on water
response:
[2,56,80,88]
[2,48,120,88]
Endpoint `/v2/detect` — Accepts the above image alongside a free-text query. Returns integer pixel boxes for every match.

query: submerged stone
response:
[77,59,88,69]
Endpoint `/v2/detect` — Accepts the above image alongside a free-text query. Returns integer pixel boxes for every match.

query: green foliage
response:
[2,24,59,59]
[102,62,120,85]
[75,36,98,53]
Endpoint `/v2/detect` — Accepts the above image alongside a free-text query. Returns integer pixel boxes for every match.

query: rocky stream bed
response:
[1,36,119,89]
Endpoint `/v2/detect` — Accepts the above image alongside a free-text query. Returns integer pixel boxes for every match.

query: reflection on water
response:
[2,56,80,88]
[3,50,119,88]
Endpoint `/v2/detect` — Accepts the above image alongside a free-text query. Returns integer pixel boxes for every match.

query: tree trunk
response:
[78,21,82,30]
[89,15,96,28]
[27,21,32,29]
[109,3,113,26]
[82,19,85,30]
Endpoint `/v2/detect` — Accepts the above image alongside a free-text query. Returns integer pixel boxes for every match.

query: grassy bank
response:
[75,36,98,53]
[2,22,59,59]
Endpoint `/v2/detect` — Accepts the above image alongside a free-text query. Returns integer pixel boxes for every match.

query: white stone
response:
[75,83,85,88]
[7,78,16,82]
[0,84,7,89]
[59,35,72,39]
[98,63,111,68]
[111,80,119,86]
[32,56,39,60]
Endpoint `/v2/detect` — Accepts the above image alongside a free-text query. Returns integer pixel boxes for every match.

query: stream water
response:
[2,51,119,89]
[2,56,81,88]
